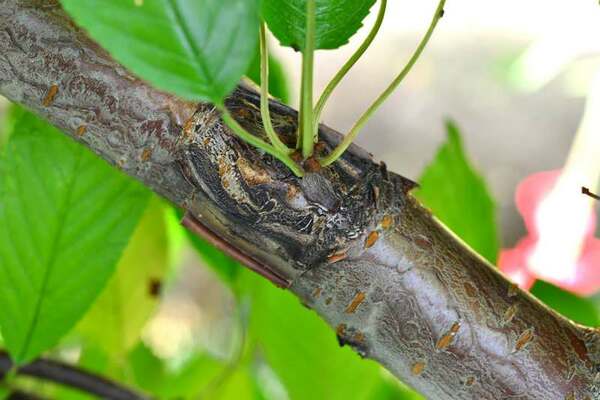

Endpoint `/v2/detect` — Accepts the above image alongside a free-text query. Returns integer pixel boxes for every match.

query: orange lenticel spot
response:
[411,362,425,376]
[515,328,535,352]
[345,292,365,314]
[141,148,153,161]
[436,322,460,350]
[365,231,379,248]
[76,125,87,137]
[42,84,59,107]
[381,215,394,229]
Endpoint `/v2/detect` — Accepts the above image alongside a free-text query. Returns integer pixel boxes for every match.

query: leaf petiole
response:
[299,0,316,158]
[219,105,304,177]
[312,0,387,142]
[320,0,446,166]
[259,21,292,154]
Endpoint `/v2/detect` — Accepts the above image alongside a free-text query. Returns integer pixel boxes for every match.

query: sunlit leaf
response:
[61,0,260,103]
[212,367,258,400]
[0,109,149,364]
[77,197,169,359]
[263,0,376,50]
[0,105,25,147]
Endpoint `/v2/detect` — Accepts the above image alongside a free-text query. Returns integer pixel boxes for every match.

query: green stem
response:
[219,105,304,177]
[259,21,292,154]
[312,0,387,141]
[320,0,446,166]
[299,0,316,158]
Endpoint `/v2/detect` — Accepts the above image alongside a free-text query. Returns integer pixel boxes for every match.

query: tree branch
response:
[0,1,599,399]
[0,351,150,400]
[7,390,49,400]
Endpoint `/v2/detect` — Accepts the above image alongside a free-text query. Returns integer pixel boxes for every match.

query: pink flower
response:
[498,170,600,296]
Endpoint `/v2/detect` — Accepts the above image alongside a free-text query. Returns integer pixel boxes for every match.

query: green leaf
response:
[413,121,500,264]
[531,281,600,327]
[240,270,382,400]
[60,0,260,103]
[263,0,376,50]
[212,367,259,400]
[0,109,149,364]
[77,197,169,359]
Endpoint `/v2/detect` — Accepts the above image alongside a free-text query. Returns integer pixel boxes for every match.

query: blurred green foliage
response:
[0,104,24,147]
[177,208,240,288]
[413,120,500,264]
[246,48,290,104]
[128,343,228,399]
[76,198,169,362]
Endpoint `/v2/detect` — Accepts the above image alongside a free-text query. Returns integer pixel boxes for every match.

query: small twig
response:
[582,186,600,201]
[181,212,292,288]
[0,351,150,400]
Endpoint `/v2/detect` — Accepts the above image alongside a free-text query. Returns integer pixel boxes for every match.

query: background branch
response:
[0,1,599,399]
[7,390,49,400]
[0,351,150,400]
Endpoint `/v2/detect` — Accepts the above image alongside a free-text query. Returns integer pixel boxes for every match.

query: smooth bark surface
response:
[1,1,599,398]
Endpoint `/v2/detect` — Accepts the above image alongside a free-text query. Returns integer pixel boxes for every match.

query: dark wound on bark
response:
[1,1,599,399]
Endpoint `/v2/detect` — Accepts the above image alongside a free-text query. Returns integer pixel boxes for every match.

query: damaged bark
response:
[0,1,599,398]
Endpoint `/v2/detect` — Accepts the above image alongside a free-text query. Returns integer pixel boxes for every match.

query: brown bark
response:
[0,1,599,398]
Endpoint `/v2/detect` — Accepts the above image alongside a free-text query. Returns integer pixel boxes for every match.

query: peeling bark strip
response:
[181,212,291,288]
[1,1,599,399]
